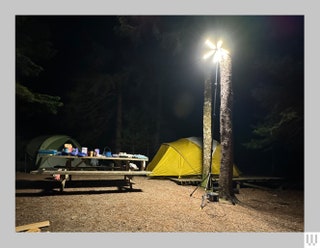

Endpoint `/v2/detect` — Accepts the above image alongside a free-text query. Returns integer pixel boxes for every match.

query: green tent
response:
[26,135,82,170]
[146,137,240,178]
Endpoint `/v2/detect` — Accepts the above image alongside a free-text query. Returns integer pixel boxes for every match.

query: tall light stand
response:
[191,39,230,208]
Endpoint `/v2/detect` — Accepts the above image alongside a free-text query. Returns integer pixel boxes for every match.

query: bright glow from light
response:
[203,50,215,60]
[217,40,223,48]
[205,39,216,50]
[203,39,229,63]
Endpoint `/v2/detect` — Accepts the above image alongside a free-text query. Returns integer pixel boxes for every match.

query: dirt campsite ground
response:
[15,172,304,232]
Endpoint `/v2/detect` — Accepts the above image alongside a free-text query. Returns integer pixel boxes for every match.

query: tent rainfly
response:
[146,137,240,178]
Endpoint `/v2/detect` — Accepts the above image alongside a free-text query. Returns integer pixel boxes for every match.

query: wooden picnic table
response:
[31,155,151,191]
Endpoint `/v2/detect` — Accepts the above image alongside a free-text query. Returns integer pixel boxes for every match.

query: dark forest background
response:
[16,16,304,184]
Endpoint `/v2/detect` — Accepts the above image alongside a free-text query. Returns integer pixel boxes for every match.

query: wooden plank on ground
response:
[232,176,284,181]
[26,228,41,232]
[242,182,275,191]
[16,220,50,232]
[170,178,202,185]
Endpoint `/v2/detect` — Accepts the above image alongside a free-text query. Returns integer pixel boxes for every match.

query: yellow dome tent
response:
[146,137,240,177]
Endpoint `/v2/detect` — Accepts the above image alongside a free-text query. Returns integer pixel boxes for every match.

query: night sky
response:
[16,15,304,180]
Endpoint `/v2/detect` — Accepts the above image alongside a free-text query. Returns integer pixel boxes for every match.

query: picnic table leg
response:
[124,175,133,190]
[66,159,72,181]
[59,173,69,192]
[140,161,146,170]
[60,178,65,192]
[129,176,133,190]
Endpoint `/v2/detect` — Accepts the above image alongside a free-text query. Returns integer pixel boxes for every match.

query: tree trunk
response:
[218,55,238,204]
[202,71,212,187]
[154,79,162,153]
[115,81,122,153]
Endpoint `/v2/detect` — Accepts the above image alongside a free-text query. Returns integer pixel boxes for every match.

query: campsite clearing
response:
[16,172,303,232]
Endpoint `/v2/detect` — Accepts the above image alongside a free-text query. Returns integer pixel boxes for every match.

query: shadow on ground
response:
[16,178,142,196]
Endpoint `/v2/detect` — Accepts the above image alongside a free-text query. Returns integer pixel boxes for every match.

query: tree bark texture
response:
[154,79,162,153]
[115,82,122,153]
[218,55,236,202]
[202,72,212,187]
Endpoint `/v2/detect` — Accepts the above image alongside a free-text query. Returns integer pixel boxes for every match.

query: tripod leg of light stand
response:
[200,172,212,209]
[200,194,207,209]
[190,173,210,197]
[190,184,200,197]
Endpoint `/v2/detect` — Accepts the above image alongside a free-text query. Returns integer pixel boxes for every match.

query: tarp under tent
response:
[26,135,82,171]
[146,137,240,177]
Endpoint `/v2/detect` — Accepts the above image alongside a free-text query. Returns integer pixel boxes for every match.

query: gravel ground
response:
[15,172,304,232]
